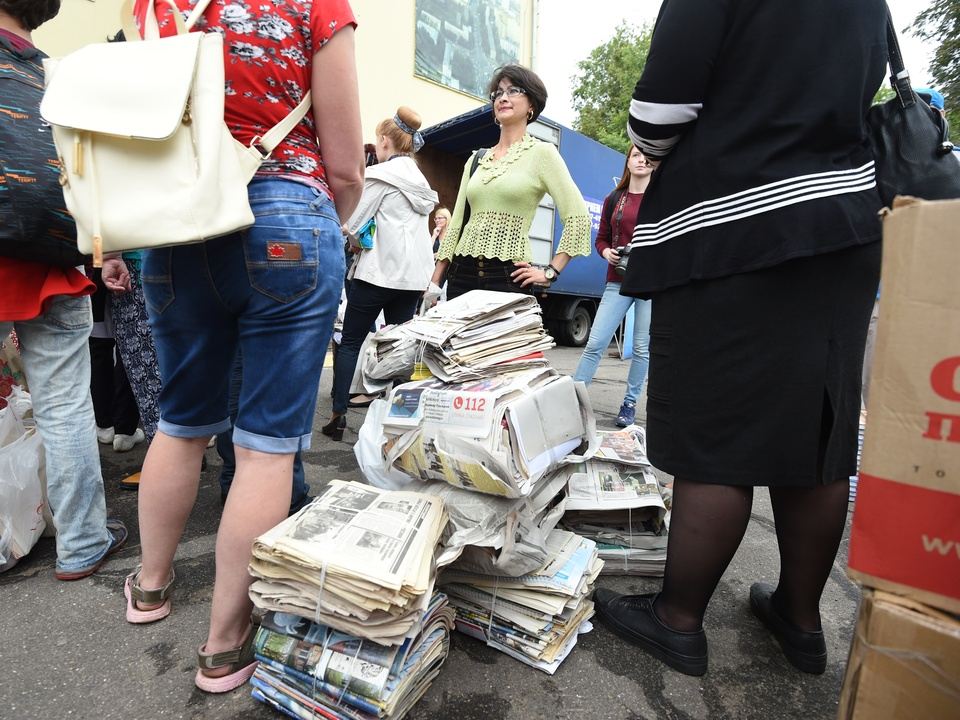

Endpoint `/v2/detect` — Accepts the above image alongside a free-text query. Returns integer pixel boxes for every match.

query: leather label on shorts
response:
[266,242,301,261]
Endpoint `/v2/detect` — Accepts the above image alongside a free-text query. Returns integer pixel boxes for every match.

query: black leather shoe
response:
[593,588,708,676]
[749,583,826,674]
[321,415,346,441]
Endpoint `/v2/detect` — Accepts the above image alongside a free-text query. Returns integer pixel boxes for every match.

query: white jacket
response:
[345,156,438,291]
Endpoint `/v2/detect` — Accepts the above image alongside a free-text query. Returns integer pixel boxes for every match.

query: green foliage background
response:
[911,0,960,134]
[570,22,652,154]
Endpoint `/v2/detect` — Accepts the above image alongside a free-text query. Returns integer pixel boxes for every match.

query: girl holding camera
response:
[572,146,653,427]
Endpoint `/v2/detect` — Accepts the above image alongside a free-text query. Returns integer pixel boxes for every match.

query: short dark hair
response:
[0,0,61,31]
[487,64,548,122]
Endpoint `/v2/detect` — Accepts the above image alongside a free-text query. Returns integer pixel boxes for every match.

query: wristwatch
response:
[544,264,560,282]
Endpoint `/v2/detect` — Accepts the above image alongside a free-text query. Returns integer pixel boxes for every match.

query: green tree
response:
[910,0,960,132]
[570,22,653,154]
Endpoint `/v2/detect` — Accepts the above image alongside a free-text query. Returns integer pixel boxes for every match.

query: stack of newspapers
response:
[437,529,602,674]
[353,290,555,393]
[558,426,670,576]
[376,367,595,499]
[250,594,455,719]
[248,480,448,645]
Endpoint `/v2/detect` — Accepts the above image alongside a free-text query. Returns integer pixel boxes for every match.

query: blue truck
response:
[419,105,625,346]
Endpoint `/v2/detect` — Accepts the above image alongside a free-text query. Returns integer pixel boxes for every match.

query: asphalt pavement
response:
[0,342,862,720]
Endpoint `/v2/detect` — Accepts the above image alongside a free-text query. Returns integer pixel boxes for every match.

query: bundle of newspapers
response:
[437,529,602,674]
[373,366,595,499]
[250,593,455,720]
[351,290,556,396]
[248,480,448,646]
[558,426,670,576]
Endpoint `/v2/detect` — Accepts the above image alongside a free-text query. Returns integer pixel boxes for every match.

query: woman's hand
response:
[511,261,548,288]
[602,247,621,267]
[101,257,131,295]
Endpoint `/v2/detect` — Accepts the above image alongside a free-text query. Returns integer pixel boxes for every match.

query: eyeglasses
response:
[489,86,527,102]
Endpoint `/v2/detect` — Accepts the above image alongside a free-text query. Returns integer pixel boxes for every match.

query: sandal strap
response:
[127,566,176,604]
[197,627,256,671]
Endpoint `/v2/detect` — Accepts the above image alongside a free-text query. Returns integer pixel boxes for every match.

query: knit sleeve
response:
[436,155,474,262]
[539,144,591,258]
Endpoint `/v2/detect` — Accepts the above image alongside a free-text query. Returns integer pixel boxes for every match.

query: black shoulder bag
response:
[866,6,960,207]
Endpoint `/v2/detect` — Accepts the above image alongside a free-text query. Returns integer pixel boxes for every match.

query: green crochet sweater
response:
[437,134,592,263]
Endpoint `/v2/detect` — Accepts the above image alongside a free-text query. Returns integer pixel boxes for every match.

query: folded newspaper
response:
[374,368,597,499]
[438,530,602,674]
[250,593,455,719]
[248,480,448,646]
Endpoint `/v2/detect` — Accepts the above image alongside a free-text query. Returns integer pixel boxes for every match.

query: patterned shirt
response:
[135,0,356,196]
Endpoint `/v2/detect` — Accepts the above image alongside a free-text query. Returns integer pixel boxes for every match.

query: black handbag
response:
[866,8,960,207]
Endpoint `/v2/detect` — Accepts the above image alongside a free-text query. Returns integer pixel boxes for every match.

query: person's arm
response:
[542,144,591,261]
[627,0,726,161]
[311,25,364,221]
[430,155,474,286]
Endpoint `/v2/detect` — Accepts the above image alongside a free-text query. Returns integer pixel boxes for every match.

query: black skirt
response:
[645,241,881,487]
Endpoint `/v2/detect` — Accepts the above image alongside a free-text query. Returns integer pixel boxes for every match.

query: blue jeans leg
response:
[2,295,111,571]
[624,298,652,405]
[218,349,310,512]
[573,282,637,387]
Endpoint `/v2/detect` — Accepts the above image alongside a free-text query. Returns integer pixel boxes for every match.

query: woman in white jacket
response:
[323,107,438,440]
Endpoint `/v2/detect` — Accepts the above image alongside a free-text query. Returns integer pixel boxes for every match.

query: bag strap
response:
[882,5,917,110]
[460,148,487,233]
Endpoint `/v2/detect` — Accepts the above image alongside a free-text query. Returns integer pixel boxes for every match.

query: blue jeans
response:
[1,295,111,571]
[142,178,344,452]
[332,279,421,415]
[217,350,310,513]
[573,282,651,405]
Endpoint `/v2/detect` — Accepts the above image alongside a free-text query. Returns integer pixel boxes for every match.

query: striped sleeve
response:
[628,0,729,159]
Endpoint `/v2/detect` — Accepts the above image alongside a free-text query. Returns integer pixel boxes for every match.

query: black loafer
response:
[749,583,827,674]
[593,589,708,676]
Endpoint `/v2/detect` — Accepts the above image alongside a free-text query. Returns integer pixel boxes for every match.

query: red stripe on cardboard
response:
[849,474,960,602]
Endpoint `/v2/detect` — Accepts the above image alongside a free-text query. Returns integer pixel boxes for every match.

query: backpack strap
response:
[461,148,487,232]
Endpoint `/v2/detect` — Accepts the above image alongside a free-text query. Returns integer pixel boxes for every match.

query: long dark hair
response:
[614,146,643,193]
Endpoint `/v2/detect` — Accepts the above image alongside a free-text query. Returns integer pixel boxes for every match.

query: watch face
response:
[544,266,557,281]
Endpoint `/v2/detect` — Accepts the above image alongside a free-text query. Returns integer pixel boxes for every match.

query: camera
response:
[614,244,632,277]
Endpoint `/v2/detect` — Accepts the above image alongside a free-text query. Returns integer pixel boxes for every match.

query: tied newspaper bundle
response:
[250,595,455,720]
[248,481,448,646]
[558,426,670,576]
[350,290,558,398]
[372,367,596,499]
[437,529,602,674]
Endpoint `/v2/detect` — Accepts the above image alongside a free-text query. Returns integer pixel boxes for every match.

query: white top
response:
[345,156,438,291]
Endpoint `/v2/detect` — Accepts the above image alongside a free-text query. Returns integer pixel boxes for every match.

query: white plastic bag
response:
[353,399,415,491]
[0,406,46,571]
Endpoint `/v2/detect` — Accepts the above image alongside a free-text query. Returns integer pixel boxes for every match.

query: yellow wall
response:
[34,0,536,137]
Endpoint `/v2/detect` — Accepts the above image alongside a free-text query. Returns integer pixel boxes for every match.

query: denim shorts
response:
[141,178,344,453]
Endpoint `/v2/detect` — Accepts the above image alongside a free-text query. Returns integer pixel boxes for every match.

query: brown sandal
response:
[194,627,258,693]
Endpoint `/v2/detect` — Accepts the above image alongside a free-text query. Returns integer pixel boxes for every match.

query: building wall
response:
[34,0,536,136]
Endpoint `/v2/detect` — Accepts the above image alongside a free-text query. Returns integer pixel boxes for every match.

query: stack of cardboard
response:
[438,529,602,674]
[841,199,960,719]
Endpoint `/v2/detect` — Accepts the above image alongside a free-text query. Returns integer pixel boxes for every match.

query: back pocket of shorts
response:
[140,248,175,315]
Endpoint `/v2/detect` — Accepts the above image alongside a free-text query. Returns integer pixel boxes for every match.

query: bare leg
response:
[768,478,850,630]
[200,446,293,678]
[137,432,207,594]
[654,478,754,632]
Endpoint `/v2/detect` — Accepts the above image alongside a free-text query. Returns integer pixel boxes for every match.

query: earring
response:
[527,110,533,120]
[495,117,501,126]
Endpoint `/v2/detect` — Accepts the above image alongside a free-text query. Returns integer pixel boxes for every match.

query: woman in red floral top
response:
[125,0,363,694]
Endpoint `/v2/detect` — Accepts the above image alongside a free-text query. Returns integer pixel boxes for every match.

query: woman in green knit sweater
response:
[430,65,592,299]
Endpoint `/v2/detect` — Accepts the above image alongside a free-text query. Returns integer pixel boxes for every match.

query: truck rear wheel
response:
[555,303,592,347]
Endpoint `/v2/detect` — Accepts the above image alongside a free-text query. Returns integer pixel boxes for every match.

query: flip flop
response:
[125,565,175,624]
[120,472,141,490]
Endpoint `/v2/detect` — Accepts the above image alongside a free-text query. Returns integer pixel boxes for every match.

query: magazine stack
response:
[437,528,602,674]
[558,426,670,576]
[247,480,452,718]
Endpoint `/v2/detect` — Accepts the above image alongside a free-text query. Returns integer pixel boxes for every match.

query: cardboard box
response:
[848,198,960,616]
[838,589,960,720]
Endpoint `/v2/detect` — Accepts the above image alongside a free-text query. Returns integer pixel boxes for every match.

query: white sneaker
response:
[113,428,146,452]
[97,426,115,445]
